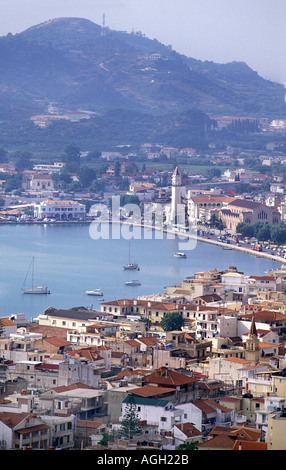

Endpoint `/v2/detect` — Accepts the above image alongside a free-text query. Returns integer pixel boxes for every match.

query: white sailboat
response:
[122,241,140,271]
[22,257,51,294]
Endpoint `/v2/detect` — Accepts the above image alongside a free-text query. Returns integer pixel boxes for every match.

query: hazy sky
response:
[1,0,286,84]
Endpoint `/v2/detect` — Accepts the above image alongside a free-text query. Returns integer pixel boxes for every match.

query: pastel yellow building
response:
[268,408,286,450]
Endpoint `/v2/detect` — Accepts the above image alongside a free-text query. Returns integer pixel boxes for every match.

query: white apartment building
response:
[121,395,184,434]
[34,199,86,220]
[33,162,65,173]
[221,269,248,296]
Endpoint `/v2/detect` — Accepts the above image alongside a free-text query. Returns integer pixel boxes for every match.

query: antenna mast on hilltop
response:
[101,13,106,36]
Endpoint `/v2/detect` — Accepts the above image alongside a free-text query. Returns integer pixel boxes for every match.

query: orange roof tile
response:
[232,440,267,450]
[129,385,175,397]
[143,368,198,387]
[223,357,250,364]
[0,317,16,326]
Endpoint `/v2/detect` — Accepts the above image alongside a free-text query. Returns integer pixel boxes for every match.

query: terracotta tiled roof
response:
[53,382,92,393]
[68,348,104,362]
[232,440,267,450]
[198,433,235,449]
[223,357,250,364]
[43,336,71,347]
[76,420,105,429]
[27,323,70,339]
[0,412,32,429]
[0,317,16,326]
[192,399,232,415]
[136,337,162,347]
[128,385,175,397]
[174,422,202,438]
[143,368,197,387]
[124,339,141,347]
[249,275,276,281]
[112,369,147,379]
[241,311,286,322]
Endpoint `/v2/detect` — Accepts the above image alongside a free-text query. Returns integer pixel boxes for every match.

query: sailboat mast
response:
[31,257,34,289]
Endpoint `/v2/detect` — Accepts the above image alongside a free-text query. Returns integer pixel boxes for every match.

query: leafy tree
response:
[160,311,184,332]
[4,173,23,192]
[178,441,199,450]
[206,168,221,179]
[14,151,33,171]
[0,147,7,163]
[59,170,72,184]
[270,225,286,245]
[119,395,141,439]
[78,166,96,188]
[236,222,254,238]
[87,150,101,161]
[98,431,116,447]
[234,183,253,195]
[256,224,271,242]
[120,194,140,207]
[62,143,81,165]
[139,317,151,331]
[114,159,121,177]
[208,214,224,231]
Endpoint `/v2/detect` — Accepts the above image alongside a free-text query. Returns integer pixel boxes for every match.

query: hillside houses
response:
[2,262,286,449]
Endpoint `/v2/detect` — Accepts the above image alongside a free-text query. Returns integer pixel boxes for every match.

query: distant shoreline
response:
[1,218,285,265]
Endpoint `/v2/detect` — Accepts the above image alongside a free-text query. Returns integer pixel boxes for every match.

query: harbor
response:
[0,222,281,320]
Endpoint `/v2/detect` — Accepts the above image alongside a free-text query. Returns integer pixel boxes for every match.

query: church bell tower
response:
[245,315,260,366]
[170,166,182,225]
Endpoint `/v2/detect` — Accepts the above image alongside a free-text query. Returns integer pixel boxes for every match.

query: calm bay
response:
[0,223,281,320]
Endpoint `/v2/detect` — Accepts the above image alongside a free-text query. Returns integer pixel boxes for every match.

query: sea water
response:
[0,223,280,320]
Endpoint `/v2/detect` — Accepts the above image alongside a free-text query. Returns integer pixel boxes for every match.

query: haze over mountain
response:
[0,17,284,119]
[0,17,285,154]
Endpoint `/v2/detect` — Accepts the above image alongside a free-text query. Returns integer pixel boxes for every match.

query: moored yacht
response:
[22,257,51,294]
[85,288,103,296]
[174,251,187,258]
[124,280,141,286]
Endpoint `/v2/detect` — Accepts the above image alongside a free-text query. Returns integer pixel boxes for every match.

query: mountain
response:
[0,17,284,118]
[0,17,285,154]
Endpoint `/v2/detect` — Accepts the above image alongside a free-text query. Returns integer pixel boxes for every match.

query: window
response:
[161,417,167,422]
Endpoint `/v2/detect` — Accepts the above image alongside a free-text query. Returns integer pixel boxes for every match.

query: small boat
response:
[22,257,51,294]
[85,289,103,296]
[174,252,187,258]
[124,280,141,286]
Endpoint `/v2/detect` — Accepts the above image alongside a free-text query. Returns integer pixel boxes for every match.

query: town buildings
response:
[3,159,286,450]
[1,257,286,450]
[34,199,86,220]
[219,199,281,231]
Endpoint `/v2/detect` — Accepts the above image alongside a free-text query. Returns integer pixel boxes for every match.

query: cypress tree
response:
[119,395,141,439]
